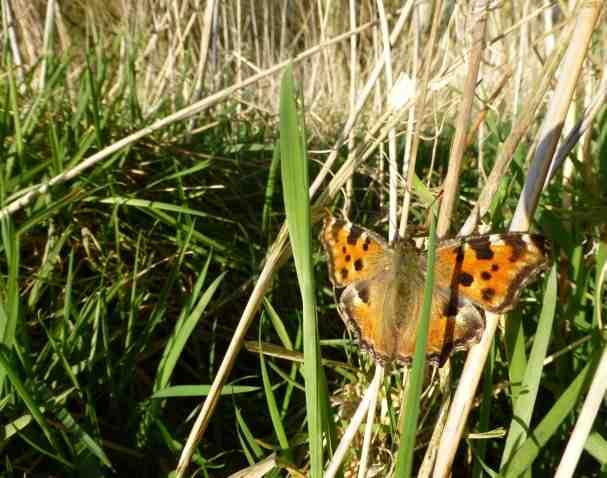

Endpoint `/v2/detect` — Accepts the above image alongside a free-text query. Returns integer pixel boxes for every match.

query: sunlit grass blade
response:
[501,347,602,477]
[153,259,226,392]
[258,329,290,450]
[152,384,260,398]
[584,432,607,465]
[263,299,294,351]
[394,201,438,477]
[279,64,325,476]
[500,265,557,467]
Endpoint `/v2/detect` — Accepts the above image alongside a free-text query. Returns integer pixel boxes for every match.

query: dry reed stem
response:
[418,377,451,477]
[433,3,602,476]
[436,0,489,238]
[39,0,55,90]
[325,366,384,478]
[546,67,607,185]
[344,0,358,217]
[2,0,25,87]
[376,0,398,240]
[397,3,419,240]
[176,225,291,477]
[554,343,607,477]
[227,452,279,478]
[190,1,216,107]
[459,36,567,236]
[399,0,443,236]
[357,365,384,478]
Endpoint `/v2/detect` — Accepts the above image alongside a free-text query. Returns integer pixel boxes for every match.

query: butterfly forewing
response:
[320,214,390,288]
[434,233,550,313]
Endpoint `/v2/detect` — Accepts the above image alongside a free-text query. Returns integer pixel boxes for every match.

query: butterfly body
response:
[320,213,550,365]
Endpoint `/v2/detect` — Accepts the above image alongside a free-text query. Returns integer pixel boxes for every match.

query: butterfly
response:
[320,212,551,365]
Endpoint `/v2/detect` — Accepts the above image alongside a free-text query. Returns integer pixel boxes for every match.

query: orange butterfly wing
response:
[320,214,390,287]
[321,214,487,364]
[434,234,550,313]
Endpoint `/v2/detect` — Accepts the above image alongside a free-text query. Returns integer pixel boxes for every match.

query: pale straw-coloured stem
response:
[554,344,607,477]
[459,37,566,236]
[436,0,489,238]
[357,365,385,478]
[399,0,442,236]
[375,0,397,240]
[545,67,607,186]
[1,0,24,87]
[433,3,602,476]
[325,366,384,478]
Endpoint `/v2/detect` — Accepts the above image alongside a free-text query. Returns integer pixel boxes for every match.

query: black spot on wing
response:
[458,272,474,287]
[354,258,363,271]
[363,237,371,251]
[504,235,527,263]
[347,226,363,245]
[491,264,499,271]
[481,271,492,280]
[341,268,348,279]
[481,288,496,301]
[345,254,351,262]
[467,237,494,260]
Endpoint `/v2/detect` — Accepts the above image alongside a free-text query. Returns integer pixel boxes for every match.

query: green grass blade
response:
[235,406,264,460]
[500,265,557,467]
[0,345,62,457]
[0,217,19,390]
[585,432,607,465]
[153,267,226,392]
[502,348,602,477]
[472,341,496,478]
[279,64,324,476]
[395,201,438,477]
[151,384,260,398]
[263,299,294,350]
[258,333,290,449]
[505,311,527,403]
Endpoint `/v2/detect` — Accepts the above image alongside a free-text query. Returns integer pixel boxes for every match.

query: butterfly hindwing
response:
[339,272,396,363]
[393,283,485,364]
[434,233,550,313]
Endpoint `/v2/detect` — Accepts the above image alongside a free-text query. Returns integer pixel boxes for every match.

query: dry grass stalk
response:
[459,36,568,236]
[399,0,443,236]
[177,12,415,473]
[324,367,384,478]
[554,344,607,477]
[433,3,602,476]
[2,0,25,87]
[436,0,489,238]
[357,365,384,478]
